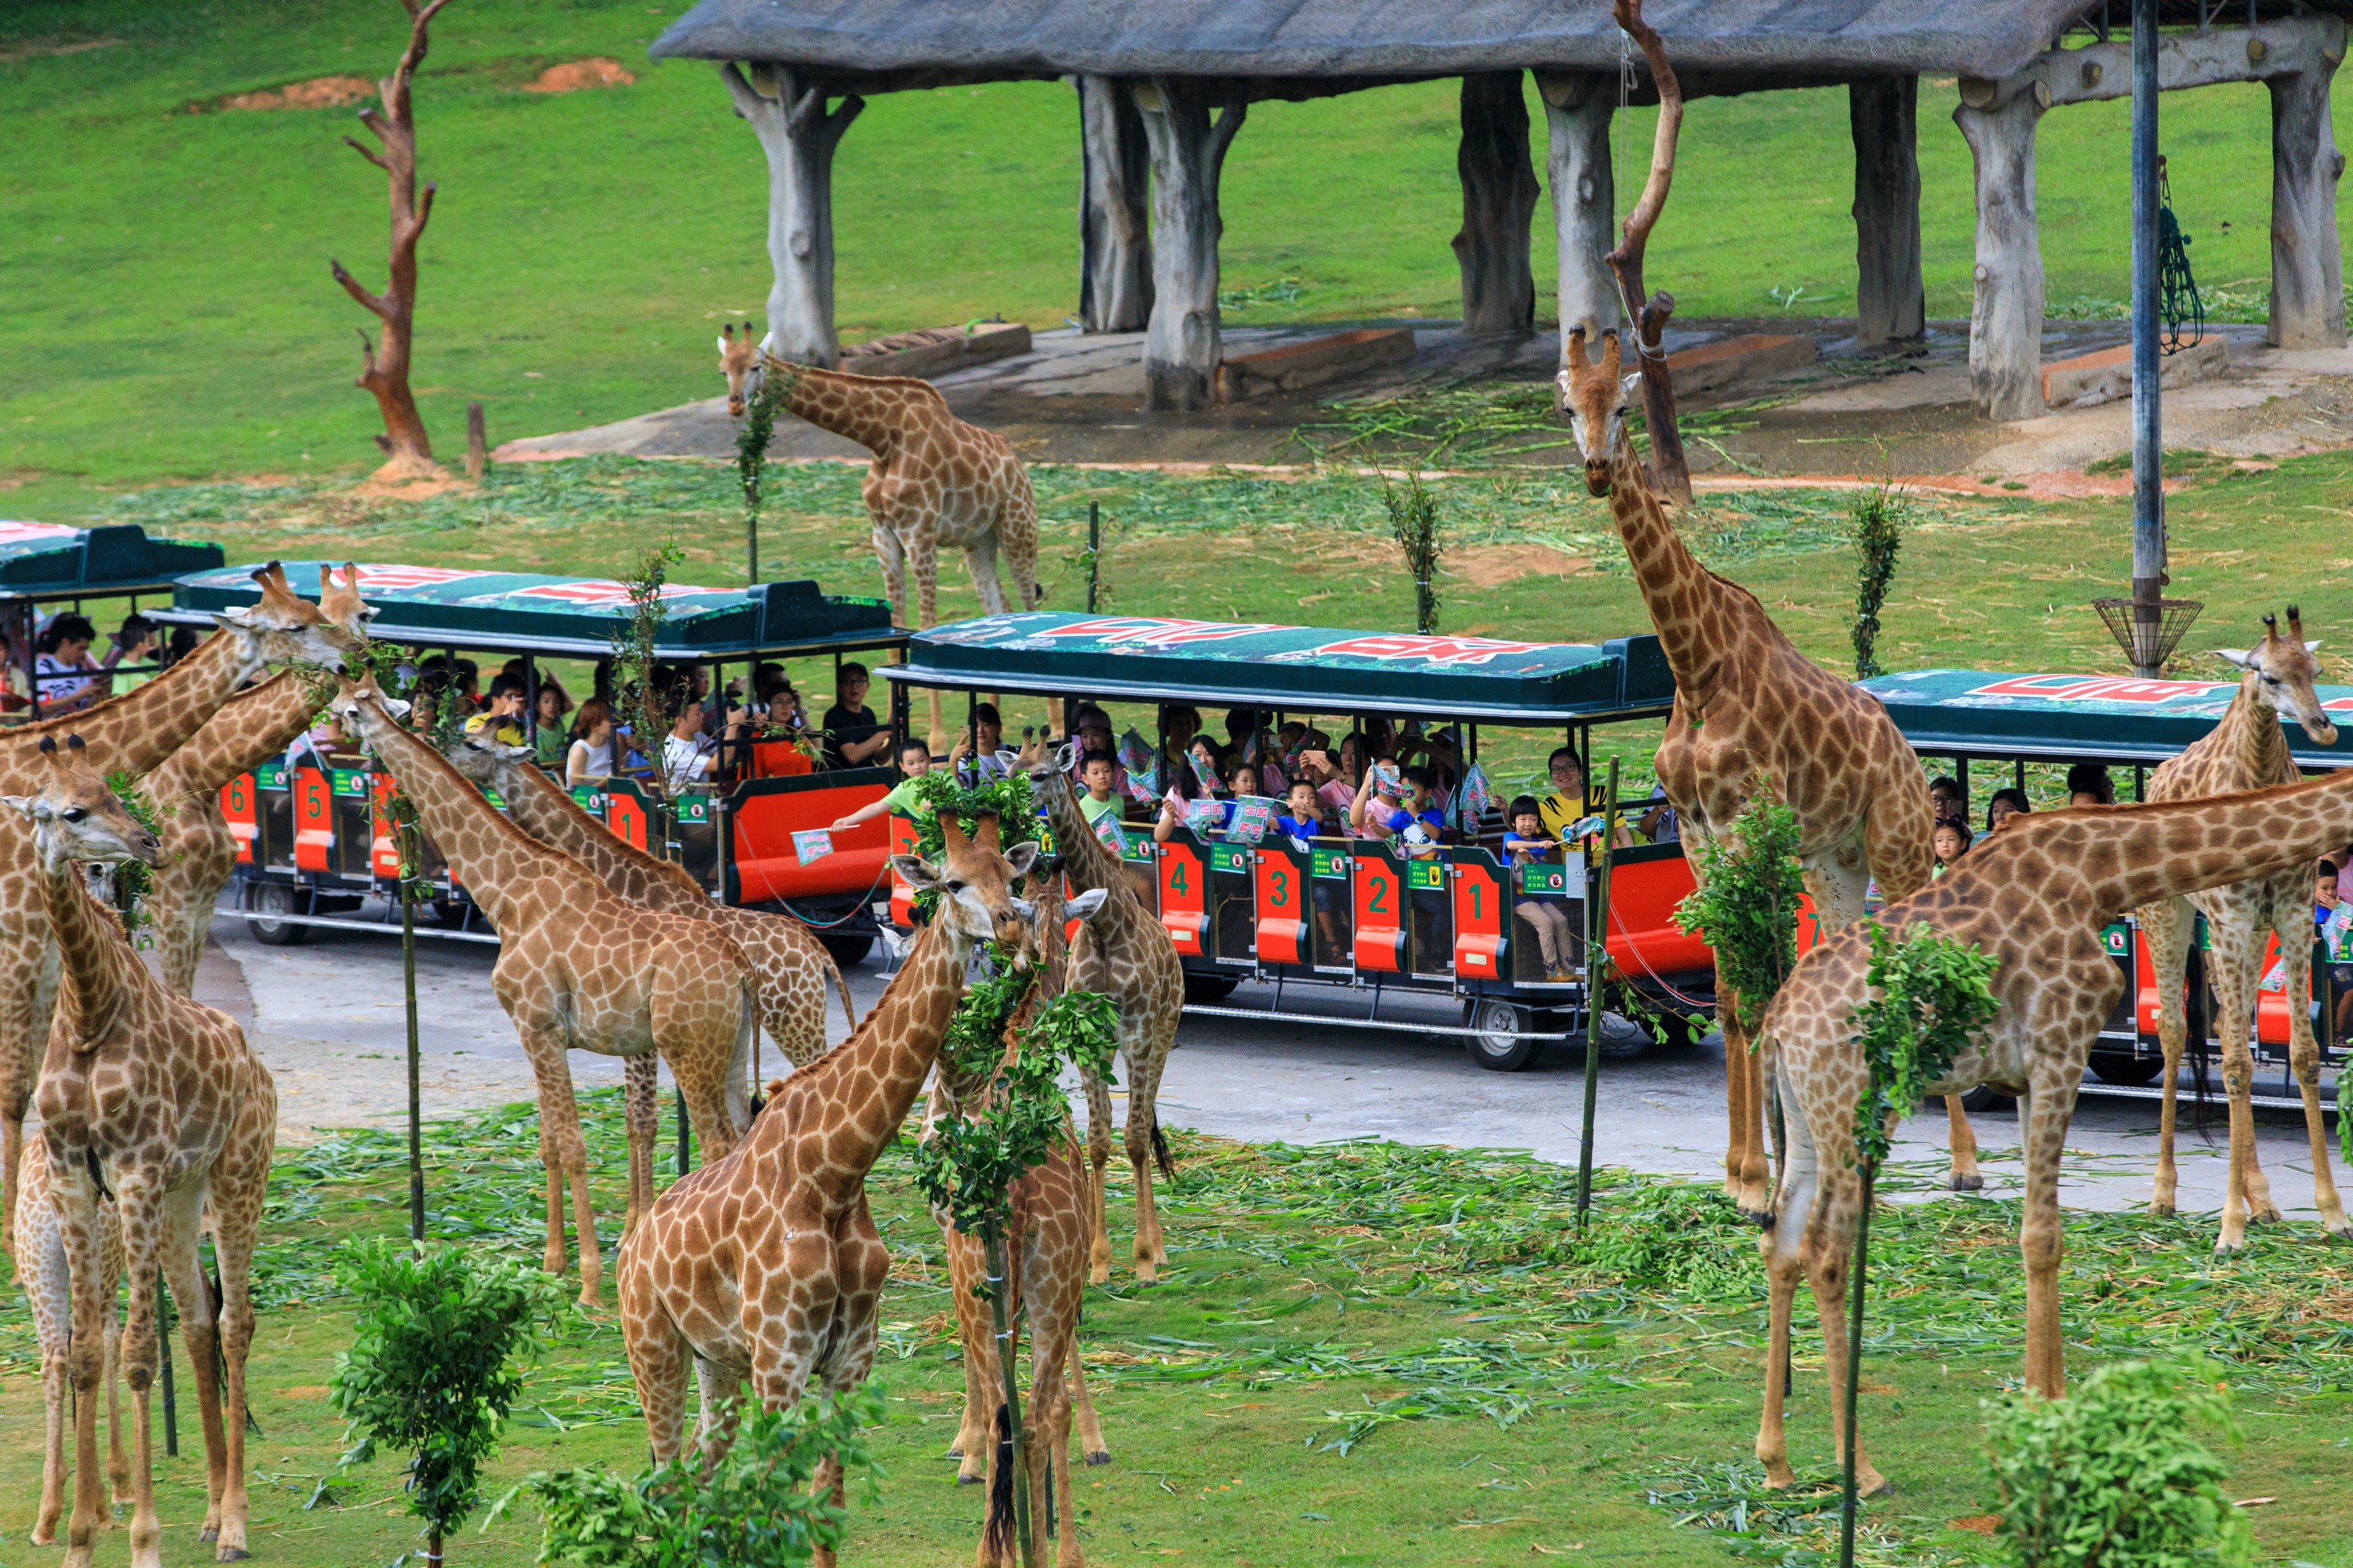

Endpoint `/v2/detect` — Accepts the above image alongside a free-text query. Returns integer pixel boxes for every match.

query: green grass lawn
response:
[2,0,2331,504]
[2,1091,2344,1567]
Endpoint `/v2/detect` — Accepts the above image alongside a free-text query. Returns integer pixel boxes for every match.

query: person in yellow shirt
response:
[461,675,527,747]
[1536,748,1634,848]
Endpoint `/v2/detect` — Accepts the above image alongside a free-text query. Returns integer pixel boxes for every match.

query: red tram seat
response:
[1451,855,1507,978]
[1601,854,1711,980]
[732,780,889,903]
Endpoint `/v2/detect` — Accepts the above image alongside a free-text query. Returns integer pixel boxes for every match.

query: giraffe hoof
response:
[1859,1472,1894,1499]
[2149,1199,2177,1218]
[216,1548,252,1563]
[199,1527,219,1542]
[1949,1172,1984,1193]
[1085,1449,1111,1466]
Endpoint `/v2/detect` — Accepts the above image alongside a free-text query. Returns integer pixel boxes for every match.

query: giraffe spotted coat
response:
[13,1141,131,1548]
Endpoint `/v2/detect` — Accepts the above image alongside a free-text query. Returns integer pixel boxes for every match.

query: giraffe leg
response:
[101,1210,132,1514]
[97,1162,165,1568]
[1943,1095,1983,1191]
[0,925,48,1236]
[1069,1335,1109,1466]
[999,468,1043,612]
[2206,915,2266,1251]
[621,1053,660,1239]
[962,536,1013,617]
[1798,1161,1889,1499]
[2139,896,2192,1217]
[809,1202,890,1568]
[2017,1075,2073,1396]
[1720,1007,1771,1222]
[1756,1079,1816,1490]
[519,1028,602,1303]
[29,1198,69,1544]
[913,525,951,756]
[946,1227,997,1482]
[158,1191,231,1548]
[204,1082,271,1562]
[616,1236,692,1464]
[2276,908,2351,1235]
[1081,1067,1115,1284]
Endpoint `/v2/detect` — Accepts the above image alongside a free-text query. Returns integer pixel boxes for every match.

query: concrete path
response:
[202,909,2344,1229]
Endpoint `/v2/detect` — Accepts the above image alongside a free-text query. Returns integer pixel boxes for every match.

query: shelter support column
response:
[1535,71,1621,382]
[1079,76,1154,333]
[1955,78,2050,420]
[1453,71,1540,334]
[2268,58,2348,348]
[1136,76,1247,412]
[722,62,863,368]
[1849,75,1926,348]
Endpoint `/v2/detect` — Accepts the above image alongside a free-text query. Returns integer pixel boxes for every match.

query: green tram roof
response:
[166,562,902,658]
[886,613,1675,724]
[1864,668,2353,769]
[0,520,224,602]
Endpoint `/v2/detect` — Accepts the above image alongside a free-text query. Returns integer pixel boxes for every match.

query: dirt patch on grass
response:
[1446,544,1593,588]
[220,75,374,111]
[520,57,635,93]
[0,35,121,62]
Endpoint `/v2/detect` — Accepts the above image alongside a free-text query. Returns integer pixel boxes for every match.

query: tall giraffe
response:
[13,1141,131,1548]
[1027,742,1185,1283]
[442,733,856,1065]
[1559,328,1966,1219]
[331,678,758,1302]
[1756,773,2353,1494]
[719,325,1042,749]
[143,563,379,996]
[2138,609,2349,1250]
[0,562,358,1232]
[617,813,1037,1568]
[926,867,1113,1531]
[10,735,277,1568]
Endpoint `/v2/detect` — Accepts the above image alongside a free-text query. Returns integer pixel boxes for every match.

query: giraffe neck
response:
[1605,437,1732,704]
[38,859,134,1048]
[2213,672,2297,788]
[146,671,318,803]
[832,911,977,1167]
[490,757,703,908]
[353,705,558,930]
[1036,770,1123,893]
[2,631,258,791]
[775,364,931,456]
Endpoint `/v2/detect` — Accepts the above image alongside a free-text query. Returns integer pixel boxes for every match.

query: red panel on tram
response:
[1352,853,1406,973]
[220,773,259,867]
[1158,836,1209,956]
[1253,843,1308,967]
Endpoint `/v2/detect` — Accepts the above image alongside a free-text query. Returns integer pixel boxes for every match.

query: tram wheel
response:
[1464,999,1540,1072]
[244,882,308,948]
[1182,973,1239,1006]
[820,933,875,970]
[2089,1049,2166,1087]
[1958,1083,2015,1113]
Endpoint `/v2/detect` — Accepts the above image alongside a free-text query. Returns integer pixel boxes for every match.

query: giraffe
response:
[926,865,1113,1534]
[1026,741,1185,1283]
[441,733,857,1066]
[143,563,380,997]
[1755,772,2353,1495]
[14,1141,132,1547]
[2138,608,2350,1250]
[330,678,759,1302]
[1558,327,1969,1220]
[9,735,277,1568]
[0,562,359,1234]
[719,323,1042,749]
[616,813,1038,1568]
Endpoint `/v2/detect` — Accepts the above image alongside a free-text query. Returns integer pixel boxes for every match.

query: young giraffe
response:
[616,813,1038,1568]
[2138,608,2350,1250]
[13,1141,132,1547]
[11,735,277,1568]
[1755,771,2353,1494]
[331,678,758,1302]
[0,562,359,1234]
[926,867,1113,1525]
[719,324,1041,748]
[442,733,857,1065]
[143,563,380,997]
[1027,741,1185,1283]
[1558,327,1969,1218]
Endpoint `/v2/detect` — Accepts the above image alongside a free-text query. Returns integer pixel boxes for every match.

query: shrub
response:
[1984,1359,2253,1568]
[1560,1181,1755,1301]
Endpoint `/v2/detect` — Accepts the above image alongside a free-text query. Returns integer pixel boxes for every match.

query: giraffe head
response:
[718,321,767,418]
[2216,606,2337,745]
[2,735,164,874]
[1555,327,1639,498]
[1004,856,1109,973]
[326,671,413,740]
[1027,740,1081,795]
[442,730,531,790]
[889,812,1040,951]
[317,562,381,645]
[213,561,365,677]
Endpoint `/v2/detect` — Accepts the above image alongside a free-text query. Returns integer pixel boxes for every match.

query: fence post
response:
[1574,757,1620,1229]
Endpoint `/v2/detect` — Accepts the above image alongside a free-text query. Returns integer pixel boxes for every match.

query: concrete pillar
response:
[1136,76,1247,412]
[1453,71,1540,334]
[1078,76,1154,333]
[1850,75,1926,347]
[2267,61,2348,347]
[721,63,863,369]
[1956,79,2050,420]
[1536,71,1623,381]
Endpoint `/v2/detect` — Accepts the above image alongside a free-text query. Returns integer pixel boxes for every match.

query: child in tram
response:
[2315,860,2353,1041]
[1504,795,1575,982]
[1278,780,1347,958]
[1932,817,1972,874]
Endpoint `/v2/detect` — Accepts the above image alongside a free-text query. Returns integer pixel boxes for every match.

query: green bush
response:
[1984,1359,2253,1568]
[329,1239,558,1567]
[524,1388,884,1566]
[1561,1182,1755,1301]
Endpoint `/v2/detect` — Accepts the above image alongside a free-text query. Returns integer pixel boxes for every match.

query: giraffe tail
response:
[1149,1117,1176,1181]
[827,951,860,1036]
[726,980,758,1137]
[984,1402,1016,1562]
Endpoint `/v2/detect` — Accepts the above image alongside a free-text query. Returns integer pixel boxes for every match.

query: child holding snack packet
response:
[1504,795,1575,981]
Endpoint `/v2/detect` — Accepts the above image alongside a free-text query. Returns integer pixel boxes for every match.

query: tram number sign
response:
[1310,846,1348,880]
[2101,922,2130,959]
[1210,844,1247,875]
[1406,860,1444,891]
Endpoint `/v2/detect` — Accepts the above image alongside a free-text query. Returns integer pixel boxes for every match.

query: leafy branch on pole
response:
[1849,485,1906,681]
[734,358,800,585]
[608,537,686,813]
[1671,780,1806,1034]
[1383,470,1443,635]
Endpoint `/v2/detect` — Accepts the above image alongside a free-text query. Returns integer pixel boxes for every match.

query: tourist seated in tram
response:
[1536,748,1634,849]
[2067,762,2115,808]
[1638,780,1679,844]
[1504,795,1576,981]
[1929,774,1964,823]
[1932,817,1973,875]
[1151,751,1258,842]
[1986,788,2030,835]
[949,701,1013,784]
[566,699,617,788]
[830,736,939,832]
[464,674,529,746]
[1077,751,1126,837]
[2315,860,2353,1040]
[824,662,892,768]
[1278,780,1347,956]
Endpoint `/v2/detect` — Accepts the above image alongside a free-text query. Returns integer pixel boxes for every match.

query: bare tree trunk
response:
[1606,0,1693,503]
[1079,76,1153,333]
[1537,71,1623,384]
[2268,62,2348,348]
[1136,76,1246,412]
[1850,76,1926,350]
[722,61,864,368]
[1955,81,2049,419]
[1453,71,1539,335]
[329,0,455,485]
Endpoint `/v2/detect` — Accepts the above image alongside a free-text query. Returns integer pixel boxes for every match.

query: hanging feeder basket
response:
[2092,595,2204,672]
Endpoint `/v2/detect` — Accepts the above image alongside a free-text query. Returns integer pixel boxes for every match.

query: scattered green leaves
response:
[1673,784,1806,1032]
[1849,922,2002,1166]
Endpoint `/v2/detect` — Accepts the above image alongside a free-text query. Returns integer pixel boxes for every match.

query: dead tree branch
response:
[1606,0,1693,502]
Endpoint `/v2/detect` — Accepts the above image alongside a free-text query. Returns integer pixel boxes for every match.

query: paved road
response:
[202,909,2346,1224]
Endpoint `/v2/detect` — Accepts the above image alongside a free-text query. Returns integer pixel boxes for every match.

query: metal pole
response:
[158,1273,178,1457]
[1086,502,1102,613]
[1575,758,1620,1230]
[2129,0,2165,677]
[677,1087,691,1175]
[983,1219,1039,1567]
[403,826,424,1243]
[1838,1162,1876,1568]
